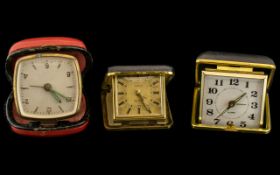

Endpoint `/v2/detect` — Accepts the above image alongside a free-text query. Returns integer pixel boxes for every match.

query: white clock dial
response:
[14,53,82,120]
[200,71,267,129]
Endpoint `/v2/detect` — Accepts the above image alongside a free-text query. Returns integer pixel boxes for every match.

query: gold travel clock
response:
[102,65,174,130]
[192,51,276,134]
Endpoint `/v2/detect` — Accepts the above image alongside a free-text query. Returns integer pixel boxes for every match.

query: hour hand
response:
[30,83,52,92]
[30,85,43,88]
[136,89,152,113]
[30,84,62,103]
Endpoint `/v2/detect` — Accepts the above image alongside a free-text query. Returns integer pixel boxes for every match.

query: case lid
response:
[5,37,93,82]
[108,65,174,73]
[197,51,275,66]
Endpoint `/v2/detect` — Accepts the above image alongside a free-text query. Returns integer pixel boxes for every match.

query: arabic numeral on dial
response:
[208,88,218,94]
[214,118,220,125]
[248,114,255,120]
[45,63,49,69]
[251,102,258,109]
[240,121,247,128]
[207,109,214,116]
[246,81,250,88]
[23,99,29,104]
[215,79,223,86]
[227,121,234,126]
[22,73,28,79]
[66,97,73,102]
[67,72,71,77]
[206,99,213,105]
[230,79,239,86]
[47,107,52,114]
[251,91,257,97]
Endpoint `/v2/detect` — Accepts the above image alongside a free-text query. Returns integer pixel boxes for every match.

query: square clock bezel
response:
[13,53,82,120]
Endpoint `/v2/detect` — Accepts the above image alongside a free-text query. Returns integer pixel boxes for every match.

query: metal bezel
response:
[13,53,82,120]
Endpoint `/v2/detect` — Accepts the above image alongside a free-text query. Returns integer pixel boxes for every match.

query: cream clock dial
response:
[14,53,82,120]
[200,71,267,129]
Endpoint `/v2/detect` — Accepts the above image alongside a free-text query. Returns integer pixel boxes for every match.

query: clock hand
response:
[30,83,53,91]
[32,83,69,98]
[215,106,230,119]
[49,91,62,103]
[30,83,62,103]
[50,89,70,100]
[233,92,247,104]
[215,92,247,119]
[30,85,44,88]
[136,89,152,113]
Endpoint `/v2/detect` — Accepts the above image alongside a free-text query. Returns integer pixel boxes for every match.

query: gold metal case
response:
[102,65,174,130]
[192,51,276,134]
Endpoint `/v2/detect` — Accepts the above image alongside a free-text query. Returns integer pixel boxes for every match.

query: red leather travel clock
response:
[5,37,93,137]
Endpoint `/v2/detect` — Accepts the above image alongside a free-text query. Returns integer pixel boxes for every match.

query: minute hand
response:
[233,93,247,104]
[50,89,70,100]
[135,90,152,113]
[215,92,247,119]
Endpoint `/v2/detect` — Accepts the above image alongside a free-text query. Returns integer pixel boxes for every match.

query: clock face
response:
[200,71,267,129]
[114,75,164,119]
[14,53,82,120]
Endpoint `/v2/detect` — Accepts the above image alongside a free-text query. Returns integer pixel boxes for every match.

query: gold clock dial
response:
[115,75,163,118]
[102,65,174,130]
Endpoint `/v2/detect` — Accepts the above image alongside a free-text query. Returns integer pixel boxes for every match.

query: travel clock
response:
[192,51,276,134]
[5,37,92,137]
[102,66,174,130]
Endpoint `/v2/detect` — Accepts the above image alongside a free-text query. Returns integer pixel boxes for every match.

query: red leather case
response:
[5,37,93,137]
